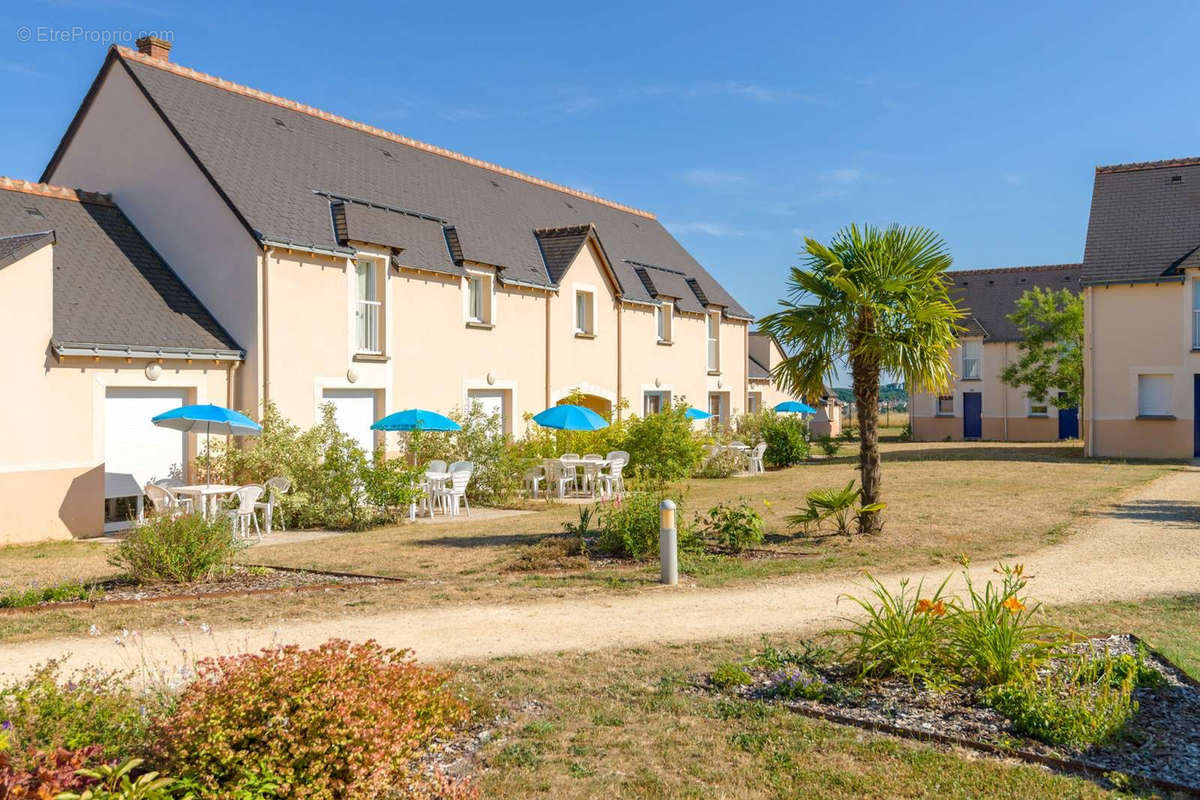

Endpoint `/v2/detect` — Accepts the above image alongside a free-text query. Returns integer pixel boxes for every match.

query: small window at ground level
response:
[1137,374,1173,416]
[1029,398,1049,416]
[936,395,954,415]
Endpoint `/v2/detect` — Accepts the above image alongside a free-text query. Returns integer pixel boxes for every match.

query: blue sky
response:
[3,0,1200,355]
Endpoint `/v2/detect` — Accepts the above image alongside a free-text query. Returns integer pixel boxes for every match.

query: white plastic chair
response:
[605,451,630,465]
[144,483,192,517]
[543,460,572,499]
[428,459,448,474]
[559,454,581,490]
[523,466,545,499]
[598,460,626,499]
[448,460,473,473]
[254,476,291,534]
[434,468,472,517]
[747,442,767,474]
[227,485,264,541]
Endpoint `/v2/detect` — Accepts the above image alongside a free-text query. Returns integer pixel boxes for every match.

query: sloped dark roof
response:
[1082,158,1200,285]
[73,48,751,318]
[331,199,459,275]
[0,180,240,354]
[534,225,593,285]
[627,260,706,314]
[0,230,55,269]
[748,353,770,380]
[947,264,1081,342]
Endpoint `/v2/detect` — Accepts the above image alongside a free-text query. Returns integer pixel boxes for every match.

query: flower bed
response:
[703,562,1200,794]
[0,565,394,611]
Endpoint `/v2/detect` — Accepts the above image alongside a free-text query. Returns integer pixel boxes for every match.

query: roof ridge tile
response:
[0,176,113,206]
[1096,157,1200,174]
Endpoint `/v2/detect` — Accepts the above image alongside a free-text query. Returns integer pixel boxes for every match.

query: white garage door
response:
[467,390,506,434]
[104,388,187,488]
[322,389,377,454]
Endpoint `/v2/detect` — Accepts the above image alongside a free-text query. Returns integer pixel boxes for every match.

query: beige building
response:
[1081,157,1200,459]
[910,264,1081,442]
[0,179,241,543]
[747,332,841,436]
[0,39,807,543]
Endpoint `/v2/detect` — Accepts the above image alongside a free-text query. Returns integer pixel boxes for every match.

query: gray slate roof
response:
[629,261,707,314]
[103,52,751,317]
[1083,157,1200,285]
[534,226,594,285]
[331,200,459,276]
[947,264,1081,342]
[0,230,55,269]
[0,184,240,354]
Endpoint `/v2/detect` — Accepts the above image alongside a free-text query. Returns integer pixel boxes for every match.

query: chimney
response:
[135,35,172,61]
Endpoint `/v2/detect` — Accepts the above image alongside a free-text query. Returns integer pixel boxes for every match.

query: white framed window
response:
[1137,374,1173,417]
[643,390,670,415]
[1028,397,1049,416]
[707,311,721,372]
[747,392,762,414]
[656,301,673,342]
[575,290,595,335]
[354,257,383,354]
[464,271,493,326]
[1193,280,1200,349]
[961,339,982,380]
[708,392,726,427]
[936,395,954,415]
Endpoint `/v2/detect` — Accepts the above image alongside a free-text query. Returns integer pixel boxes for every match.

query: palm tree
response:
[759,224,962,534]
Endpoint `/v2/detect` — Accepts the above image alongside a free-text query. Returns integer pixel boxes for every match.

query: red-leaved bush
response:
[152,639,471,799]
[0,745,102,799]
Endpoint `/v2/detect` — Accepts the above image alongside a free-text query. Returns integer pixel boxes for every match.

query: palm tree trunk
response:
[851,322,883,535]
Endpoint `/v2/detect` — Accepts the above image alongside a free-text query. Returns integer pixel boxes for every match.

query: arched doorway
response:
[561,393,612,419]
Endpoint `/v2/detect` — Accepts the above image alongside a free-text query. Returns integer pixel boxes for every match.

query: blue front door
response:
[963,392,982,438]
[1057,393,1078,440]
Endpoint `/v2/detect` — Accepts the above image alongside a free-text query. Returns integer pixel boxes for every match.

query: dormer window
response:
[656,301,673,343]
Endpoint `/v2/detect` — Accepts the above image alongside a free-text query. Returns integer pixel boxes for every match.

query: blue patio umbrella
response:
[775,400,818,414]
[152,404,262,484]
[371,409,461,432]
[685,407,712,420]
[532,404,609,431]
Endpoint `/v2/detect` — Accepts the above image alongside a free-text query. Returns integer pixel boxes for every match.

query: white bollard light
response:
[659,499,678,585]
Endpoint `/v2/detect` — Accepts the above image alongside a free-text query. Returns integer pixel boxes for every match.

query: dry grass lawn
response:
[0,440,1172,644]
[460,593,1199,798]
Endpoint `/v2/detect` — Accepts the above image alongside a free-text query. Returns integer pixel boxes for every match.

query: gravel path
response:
[2,467,1197,679]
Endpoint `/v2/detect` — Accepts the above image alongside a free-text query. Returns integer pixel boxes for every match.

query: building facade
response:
[1081,158,1200,459]
[910,264,1081,442]
[0,39,809,543]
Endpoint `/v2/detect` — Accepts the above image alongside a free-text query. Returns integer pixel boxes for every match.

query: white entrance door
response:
[467,390,506,434]
[104,387,187,487]
[322,389,377,454]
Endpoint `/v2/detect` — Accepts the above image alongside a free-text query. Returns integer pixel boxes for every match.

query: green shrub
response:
[982,657,1138,748]
[154,639,470,800]
[837,573,952,682]
[787,480,885,537]
[619,402,705,481]
[360,453,425,517]
[1076,645,1167,690]
[0,580,97,608]
[733,411,773,446]
[817,435,841,457]
[840,424,859,441]
[0,661,155,765]
[108,513,240,584]
[595,489,695,560]
[695,448,744,479]
[56,757,180,800]
[761,415,809,467]
[711,662,752,690]
[696,500,765,553]
[947,564,1056,685]
[898,423,914,442]
[750,638,834,671]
